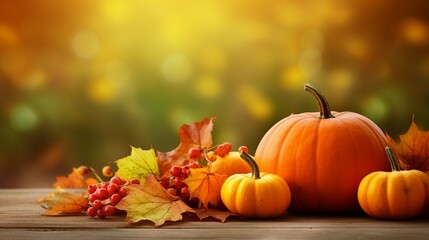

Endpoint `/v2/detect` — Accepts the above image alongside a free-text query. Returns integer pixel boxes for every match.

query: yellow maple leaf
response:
[183,166,228,208]
[115,147,159,181]
[115,175,195,226]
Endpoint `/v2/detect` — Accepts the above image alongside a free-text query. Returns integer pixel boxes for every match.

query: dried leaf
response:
[183,167,228,208]
[53,168,98,188]
[115,175,195,226]
[40,189,88,215]
[116,147,159,181]
[386,118,429,171]
[194,208,235,223]
[157,117,215,178]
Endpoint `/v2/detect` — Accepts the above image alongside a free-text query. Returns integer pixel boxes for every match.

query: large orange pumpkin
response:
[254,84,390,213]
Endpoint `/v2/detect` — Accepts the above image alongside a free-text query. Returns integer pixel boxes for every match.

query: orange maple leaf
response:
[194,208,236,223]
[115,175,195,226]
[157,117,215,178]
[52,168,98,188]
[40,189,89,215]
[386,118,429,171]
[183,166,228,208]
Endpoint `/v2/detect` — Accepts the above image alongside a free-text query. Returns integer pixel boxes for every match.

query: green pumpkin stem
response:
[304,84,335,119]
[385,146,401,171]
[240,151,261,179]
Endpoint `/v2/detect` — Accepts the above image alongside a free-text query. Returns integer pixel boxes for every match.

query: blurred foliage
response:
[1,0,429,187]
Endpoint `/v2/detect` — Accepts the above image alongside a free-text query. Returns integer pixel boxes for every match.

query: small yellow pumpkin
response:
[211,151,251,177]
[358,147,429,219]
[220,151,291,218]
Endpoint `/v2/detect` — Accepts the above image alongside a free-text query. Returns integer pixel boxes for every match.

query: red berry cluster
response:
[159,161,202,201]
[86,176,139,219]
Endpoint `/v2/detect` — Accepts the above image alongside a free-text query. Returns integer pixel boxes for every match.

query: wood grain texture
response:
[0,189,428,239]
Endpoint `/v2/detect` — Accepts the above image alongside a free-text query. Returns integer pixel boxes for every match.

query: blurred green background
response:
[1,0,429,187]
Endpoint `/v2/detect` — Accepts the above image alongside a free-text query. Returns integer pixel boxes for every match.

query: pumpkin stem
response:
[385,146,401,171]
[240,151,261,179]
[304,84,335,119]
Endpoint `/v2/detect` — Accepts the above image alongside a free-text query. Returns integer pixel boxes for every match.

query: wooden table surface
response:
[1,188,428,240]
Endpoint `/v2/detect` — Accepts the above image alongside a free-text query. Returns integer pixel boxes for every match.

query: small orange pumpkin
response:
[221,151,291,218]
[211,151,251,177]
[358,147,429,219]
[255,84,390,213]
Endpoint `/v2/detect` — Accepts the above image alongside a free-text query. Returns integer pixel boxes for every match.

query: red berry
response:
[181,167,190,177]
[86,207,97,217]
[159,178,170,189]
[102,165,113,177]
[238,145,249,153]
[129,179,140,185]
[188,148,202,159]
[188,162,201,169]
[89,193,98,203]
[107,183,119,195]
[77,166,89,176]
[97,188,110,200]
[100,182,109,189]
[173,177,186,188]
[180,187,190,198]
[104,205,116,216]
[110,193,122,205]
[215,142,232,157]
[110,176,122,186]
[170,166,183,177]
[119,188,127,198]
[97,209,106,219]
[87,184,97,194]
[92,199,103,210]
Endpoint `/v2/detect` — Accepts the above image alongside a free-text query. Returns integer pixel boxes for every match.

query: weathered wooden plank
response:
[0,188,429,240]
[1,228,429,240]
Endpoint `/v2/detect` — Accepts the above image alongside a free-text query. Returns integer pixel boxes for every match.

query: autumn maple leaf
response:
[115,175,195,226]
[386,118,429,171]
[115,147,159,180]
[194,208,236,223]
[157,117,215,178]
[39,188,89,215]
[52,168,98,188]
[183,166,228,208]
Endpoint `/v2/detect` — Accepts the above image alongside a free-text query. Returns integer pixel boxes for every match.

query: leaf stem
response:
[89,167,104,183]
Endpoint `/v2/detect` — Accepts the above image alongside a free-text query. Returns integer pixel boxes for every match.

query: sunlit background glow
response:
[1,0,429,187]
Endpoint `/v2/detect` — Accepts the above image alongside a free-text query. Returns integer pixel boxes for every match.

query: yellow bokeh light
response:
[199,48,227,73]
[238,85,273,121]
[71,31,99,59]
[101,0,131,25]
[280,66,306,90]
[194,75,222,99]
[329,69,354,90]
[299,48,322,77]
[87,79,116,104]
[161,54,193,83]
